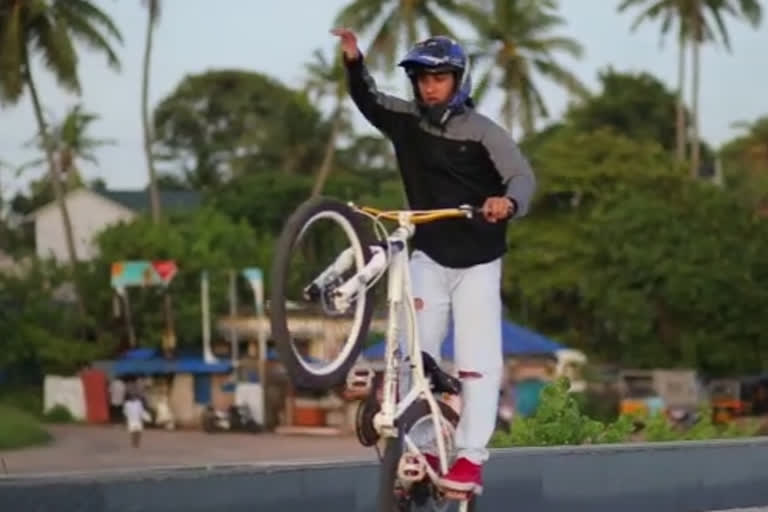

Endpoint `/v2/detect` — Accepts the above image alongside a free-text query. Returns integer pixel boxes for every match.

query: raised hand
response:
[331,27,360,60]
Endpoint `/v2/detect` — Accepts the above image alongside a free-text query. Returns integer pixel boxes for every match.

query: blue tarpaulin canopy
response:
[112,348,233,376]
[362,320,563,360]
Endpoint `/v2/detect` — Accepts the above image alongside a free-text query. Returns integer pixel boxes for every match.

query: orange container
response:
[293,406,326,426]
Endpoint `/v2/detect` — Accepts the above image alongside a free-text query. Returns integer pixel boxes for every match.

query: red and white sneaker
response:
[437,457,483,495]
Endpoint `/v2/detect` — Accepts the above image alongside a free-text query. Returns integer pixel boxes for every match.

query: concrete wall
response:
[2,438,768,512]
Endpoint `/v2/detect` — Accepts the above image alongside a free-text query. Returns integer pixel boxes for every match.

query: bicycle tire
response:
[377,400,476,511]
[270,196,376,391]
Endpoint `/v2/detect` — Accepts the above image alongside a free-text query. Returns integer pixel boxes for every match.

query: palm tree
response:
[139,0,176,355]
[17,104,115,315]
[619,0,691,164]
[619,0,762,178]
[459,0,588,136]
[304,46,353,196]
[0,0,123,319]
[333,0,463,72]
[142,0,161,222]
[20,104,116,183]
[688,0,761,178]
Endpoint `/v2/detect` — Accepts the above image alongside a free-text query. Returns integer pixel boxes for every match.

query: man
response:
[109,377,125,423]
[332,28,536,495]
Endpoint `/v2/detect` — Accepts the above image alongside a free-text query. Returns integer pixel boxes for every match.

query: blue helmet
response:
[398,36,473,125]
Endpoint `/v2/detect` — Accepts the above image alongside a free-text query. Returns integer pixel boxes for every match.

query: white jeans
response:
[400,250,503,465]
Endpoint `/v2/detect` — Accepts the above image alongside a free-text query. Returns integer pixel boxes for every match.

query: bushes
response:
[491,377,761,448]
[491,377,633,447]
[0,405,51,450]
[42,404,76,424]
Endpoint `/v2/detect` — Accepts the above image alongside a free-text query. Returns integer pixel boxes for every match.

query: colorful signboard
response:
[111,260,178,289]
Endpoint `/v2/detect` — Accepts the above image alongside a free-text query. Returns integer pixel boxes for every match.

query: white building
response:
[25,188,200,263]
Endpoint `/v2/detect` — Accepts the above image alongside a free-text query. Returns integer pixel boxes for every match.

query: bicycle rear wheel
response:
[270,197,377,391]
[377,400,477,512]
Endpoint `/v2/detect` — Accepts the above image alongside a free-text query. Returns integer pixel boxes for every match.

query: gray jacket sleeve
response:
[481,123,536,218]
[344,53,417,136]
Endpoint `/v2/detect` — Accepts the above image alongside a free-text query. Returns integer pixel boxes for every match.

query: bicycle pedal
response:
[345,367,374,394]
[397,453,426,482]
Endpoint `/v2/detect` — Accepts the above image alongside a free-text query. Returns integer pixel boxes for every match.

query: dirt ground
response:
[0,424,375,476]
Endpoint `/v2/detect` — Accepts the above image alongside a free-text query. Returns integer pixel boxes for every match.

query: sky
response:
[1,0,766,200]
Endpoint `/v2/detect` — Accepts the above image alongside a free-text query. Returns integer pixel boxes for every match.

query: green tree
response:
[459,0,588,135]
[0,0,123,320]
[581,181,768,374]
[334,0,462,72]
[503,128,675,349]
[505,124,768,375]
[720,115,768,211]
[619,0,763,177]
[153,70,328,189]
[0,261,113,376]
[94,207,265,349]
[565,68,682,152]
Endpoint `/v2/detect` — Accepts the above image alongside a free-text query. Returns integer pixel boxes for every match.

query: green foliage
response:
[582,183,768,373]
[642,405,761,442]
[565,68,682,152]
[0,0,123,105]
[0,387,43,418]
[503,121,768,375]
[491,378,635,447]
[94,206,265,348]
[457,0,587,133]
[721,116,768,210]
[211,169,405,237]
[0,261,113,376]
[42,404,75,424]
[333,0,461,73]
[153,70,329,188]
[491,378,759,448]
[527,126,676,198]
[0,405,51,450]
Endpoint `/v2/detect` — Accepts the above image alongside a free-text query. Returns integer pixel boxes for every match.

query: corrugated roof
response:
[98,189,201,212]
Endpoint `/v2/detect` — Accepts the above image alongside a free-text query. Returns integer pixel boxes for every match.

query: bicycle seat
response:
[421,352,462,395]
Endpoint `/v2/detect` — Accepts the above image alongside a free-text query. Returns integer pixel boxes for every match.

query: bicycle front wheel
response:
[270,196,376,391]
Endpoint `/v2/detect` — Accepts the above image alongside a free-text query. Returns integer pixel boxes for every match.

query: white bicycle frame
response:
[327,205,476,482]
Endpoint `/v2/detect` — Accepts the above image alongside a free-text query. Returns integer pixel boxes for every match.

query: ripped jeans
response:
[399,249,503,465]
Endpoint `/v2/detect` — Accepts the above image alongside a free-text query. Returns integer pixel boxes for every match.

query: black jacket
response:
[344,54,536,269]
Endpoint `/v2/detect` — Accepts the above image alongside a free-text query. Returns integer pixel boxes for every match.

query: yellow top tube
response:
[356,205,473,224]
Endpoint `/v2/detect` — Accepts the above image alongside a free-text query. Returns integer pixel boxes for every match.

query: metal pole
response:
[201,270,215,363]
[229,270,239,372]
[254,279,268,428]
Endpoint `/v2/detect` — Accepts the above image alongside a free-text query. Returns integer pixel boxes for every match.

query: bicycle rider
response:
[332,28,536,495]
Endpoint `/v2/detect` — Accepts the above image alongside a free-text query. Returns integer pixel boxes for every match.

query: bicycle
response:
[270,196,484,511]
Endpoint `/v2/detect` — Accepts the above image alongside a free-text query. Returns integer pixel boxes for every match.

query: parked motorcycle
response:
[202,404,263,433]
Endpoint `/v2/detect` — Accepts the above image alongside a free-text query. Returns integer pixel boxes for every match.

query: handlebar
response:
[353,204,483,224]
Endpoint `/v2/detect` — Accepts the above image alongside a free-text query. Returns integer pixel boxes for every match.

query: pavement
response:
[0,424,375,476]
